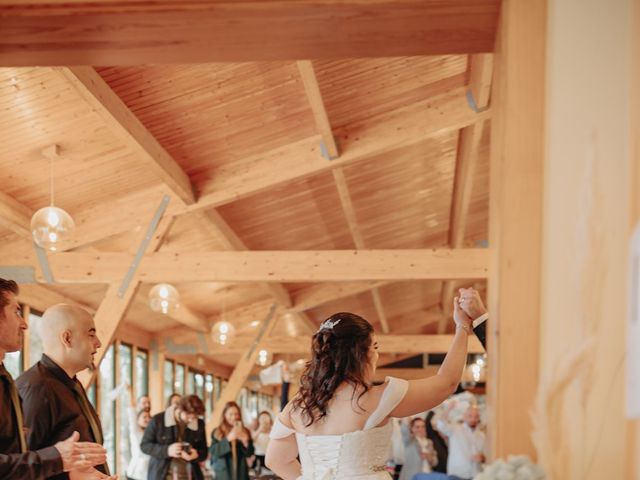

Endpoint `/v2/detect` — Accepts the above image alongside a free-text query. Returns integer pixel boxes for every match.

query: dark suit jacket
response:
[0,365,63,480]
[473,316,487,350]
[16,354,108,480]
[141,408,208,480]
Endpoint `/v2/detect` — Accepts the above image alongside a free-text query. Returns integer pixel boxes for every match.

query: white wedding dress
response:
[270,377,409,480]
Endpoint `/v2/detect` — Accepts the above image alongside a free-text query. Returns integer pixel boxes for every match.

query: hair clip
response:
[317,318,341,333]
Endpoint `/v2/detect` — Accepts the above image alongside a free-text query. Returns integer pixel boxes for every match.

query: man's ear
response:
[61,329,72,348]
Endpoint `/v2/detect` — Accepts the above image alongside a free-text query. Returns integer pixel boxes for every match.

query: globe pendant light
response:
[256,349,273,367]
[149,283,180,314]
[30,145,75,251]
[211,294,236,345]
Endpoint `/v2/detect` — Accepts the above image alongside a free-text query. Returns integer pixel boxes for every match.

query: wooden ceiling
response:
[0,0,495,370]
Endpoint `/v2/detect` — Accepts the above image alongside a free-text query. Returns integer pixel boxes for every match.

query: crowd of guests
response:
[0,277,488,480]
[388,396,486,480]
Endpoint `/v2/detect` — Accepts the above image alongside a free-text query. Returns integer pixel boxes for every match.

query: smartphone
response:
[180,442,192,454]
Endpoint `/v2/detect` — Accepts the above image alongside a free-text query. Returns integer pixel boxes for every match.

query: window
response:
[118,344,133,474]
[205,374,214,419]
[135,349,149,400]
[174,364,185,395]
[4,350,22,378]
[163,359,175,405]
[27,309,43,368]
[194,372,204,400]
[87,382,97,408]
[99,345,116,473]
[186,370,195,395]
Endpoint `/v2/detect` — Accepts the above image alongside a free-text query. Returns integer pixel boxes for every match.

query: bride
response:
[265,293,476,479]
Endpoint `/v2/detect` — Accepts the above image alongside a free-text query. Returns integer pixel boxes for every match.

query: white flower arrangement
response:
[474,455,546,480]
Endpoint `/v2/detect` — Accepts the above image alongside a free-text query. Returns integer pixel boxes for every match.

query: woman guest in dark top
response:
[210,401,254,480]
[425,410,448,474]
[141,395,207,480]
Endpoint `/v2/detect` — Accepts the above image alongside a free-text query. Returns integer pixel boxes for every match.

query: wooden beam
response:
[295,312,318,335]
[4,249,489,283]
[390,306,446,334]
[371,289,390,334]
[169,332,484,355]
[0,0,500,66]
[80,216,174,387]
[487,0,544,460]
[297,60,339,158]
[207,303,279,434]
[55,67,195,205]
[296,60,392,335]
[197,210,293,308]
[290,281,390,313]
[17,284,96,315]
[0,191,32,240]
[1,86,487,254]
[439,53,493,333]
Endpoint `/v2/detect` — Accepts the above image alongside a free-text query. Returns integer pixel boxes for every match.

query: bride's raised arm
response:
[389,296,472,418]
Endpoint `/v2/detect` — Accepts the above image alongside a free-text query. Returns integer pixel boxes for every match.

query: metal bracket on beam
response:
[320,138,340,161]
[0,266,37,284]
[33,242,54,283]
[117,195,171,298]
[466,89,489,114]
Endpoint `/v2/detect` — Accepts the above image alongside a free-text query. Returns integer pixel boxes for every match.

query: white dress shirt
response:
[436,420,485,479]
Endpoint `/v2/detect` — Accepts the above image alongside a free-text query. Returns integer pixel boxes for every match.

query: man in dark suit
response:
[17,303,116,480]
[0,279,107,479]
[458,288,488,350]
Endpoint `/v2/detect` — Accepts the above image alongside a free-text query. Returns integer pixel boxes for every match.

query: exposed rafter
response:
[439,53,494,333]
[1,249,489,283]
[0,0,500,66]
[56,67,196,205]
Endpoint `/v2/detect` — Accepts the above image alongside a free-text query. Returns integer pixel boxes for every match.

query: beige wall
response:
[537,0,633,478]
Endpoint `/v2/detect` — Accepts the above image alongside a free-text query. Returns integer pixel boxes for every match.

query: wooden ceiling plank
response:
[55,67,196,205]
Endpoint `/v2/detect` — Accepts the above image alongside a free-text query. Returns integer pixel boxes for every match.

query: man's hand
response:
[68,467,118,479]
[453,297,473,330]
[180,449,199,462]
[167,442,183,458]
[54,431,107,472]
[458,288,487,320]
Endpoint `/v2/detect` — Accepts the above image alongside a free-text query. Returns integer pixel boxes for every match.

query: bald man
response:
[0,280,107,479]
[16,304,116,480]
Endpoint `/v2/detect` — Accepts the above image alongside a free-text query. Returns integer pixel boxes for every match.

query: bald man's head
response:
[464,405,481,429]
[40,304,102,375]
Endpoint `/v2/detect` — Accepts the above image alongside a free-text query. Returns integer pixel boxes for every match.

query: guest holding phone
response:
[210,401,254,480]
[141,395,207,480]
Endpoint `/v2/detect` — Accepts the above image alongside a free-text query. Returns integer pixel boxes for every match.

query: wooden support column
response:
[486,0,545,461]
[627,1,640,477]
[207,303,279,434]
[148,334,166,415]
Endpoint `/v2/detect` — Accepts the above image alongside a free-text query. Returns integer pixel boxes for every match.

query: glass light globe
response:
[256,349,273,367]
[148,283,180,315]
[211,321,236,345]
[30,206,75,251]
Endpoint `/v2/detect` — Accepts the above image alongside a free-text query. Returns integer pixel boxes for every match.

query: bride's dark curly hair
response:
[293,312,374,426]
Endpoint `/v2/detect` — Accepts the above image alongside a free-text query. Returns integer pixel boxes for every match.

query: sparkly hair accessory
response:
[317,318,341,333]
